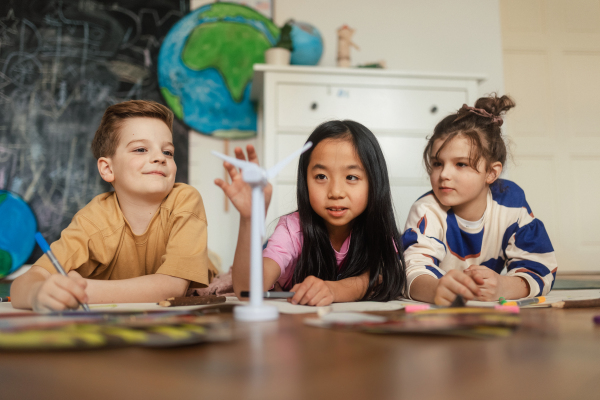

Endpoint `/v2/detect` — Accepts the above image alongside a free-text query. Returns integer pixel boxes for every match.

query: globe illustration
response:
[158,3,279,139]
[290,21,323,66]
[0,191,37,278]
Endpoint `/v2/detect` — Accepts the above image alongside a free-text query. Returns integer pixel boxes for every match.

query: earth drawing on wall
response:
[158,2,279,139]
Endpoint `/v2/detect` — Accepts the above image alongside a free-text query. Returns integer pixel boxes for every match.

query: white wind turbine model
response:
[212,142,312,321]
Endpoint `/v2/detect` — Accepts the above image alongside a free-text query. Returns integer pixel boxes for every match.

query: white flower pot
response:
[265,48,291,65]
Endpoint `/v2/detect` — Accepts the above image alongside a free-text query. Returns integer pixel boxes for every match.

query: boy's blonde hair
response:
[91,100,174,159]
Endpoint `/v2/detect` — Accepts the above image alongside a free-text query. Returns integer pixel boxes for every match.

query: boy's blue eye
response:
[163,150,174,157]
[134,148,146,153]
[457,162,467,167]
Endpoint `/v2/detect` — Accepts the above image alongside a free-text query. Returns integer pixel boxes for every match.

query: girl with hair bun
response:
[403,94,557,305]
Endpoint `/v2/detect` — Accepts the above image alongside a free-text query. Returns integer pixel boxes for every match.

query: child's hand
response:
[464,265,531,301]
[288,276,335,306]
[214,145,272,219]
[30,271,88,312]
[434,269,481,305]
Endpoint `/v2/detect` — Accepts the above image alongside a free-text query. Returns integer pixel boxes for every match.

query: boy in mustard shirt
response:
[11,100,215,311]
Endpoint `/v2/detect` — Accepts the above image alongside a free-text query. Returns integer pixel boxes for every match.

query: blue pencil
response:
[34,233,90,312]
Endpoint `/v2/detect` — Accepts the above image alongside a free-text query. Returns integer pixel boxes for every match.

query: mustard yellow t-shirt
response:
[35,183,215,287]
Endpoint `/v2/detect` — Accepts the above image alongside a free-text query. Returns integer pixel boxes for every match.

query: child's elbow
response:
[159,275,189,299]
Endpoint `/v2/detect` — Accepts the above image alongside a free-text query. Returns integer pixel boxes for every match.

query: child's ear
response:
[98,157,115,183]
[486,161,503,185]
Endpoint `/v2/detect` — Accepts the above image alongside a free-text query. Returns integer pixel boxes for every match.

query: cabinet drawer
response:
[276,83,467,132]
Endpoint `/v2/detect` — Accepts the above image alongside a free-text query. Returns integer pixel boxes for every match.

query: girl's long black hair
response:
[292,120,407,301]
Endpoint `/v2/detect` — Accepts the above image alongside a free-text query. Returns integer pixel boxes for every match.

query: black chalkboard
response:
[0,0,190,263]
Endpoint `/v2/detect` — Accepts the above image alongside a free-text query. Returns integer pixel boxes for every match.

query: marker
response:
[503,296,546,307]
[240,291,295,299]
[34,233,90,312]
[0,297,10,302]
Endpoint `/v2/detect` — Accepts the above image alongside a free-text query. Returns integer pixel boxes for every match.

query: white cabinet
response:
[251,64,485,228]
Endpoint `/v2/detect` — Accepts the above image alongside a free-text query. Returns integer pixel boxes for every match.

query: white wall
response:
[188,0,504,271]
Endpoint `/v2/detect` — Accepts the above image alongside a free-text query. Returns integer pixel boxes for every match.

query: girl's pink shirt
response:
[263,212,351,290]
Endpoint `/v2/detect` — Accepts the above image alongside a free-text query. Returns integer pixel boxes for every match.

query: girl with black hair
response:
[216,120,406,306]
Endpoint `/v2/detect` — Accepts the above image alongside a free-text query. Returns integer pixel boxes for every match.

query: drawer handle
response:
[311,102,318,110]
[430,106,438,114]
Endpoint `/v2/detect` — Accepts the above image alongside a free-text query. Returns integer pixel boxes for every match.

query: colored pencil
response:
[240,291,295,299]
[158,295,226,307]
[551,298,600,309]
[34,232,90,312]
[0,297,10,302]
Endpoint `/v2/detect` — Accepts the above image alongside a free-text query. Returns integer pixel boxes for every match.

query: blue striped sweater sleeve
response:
[493,181,557,297]
[504,210,557,297]
[402,194,448,299]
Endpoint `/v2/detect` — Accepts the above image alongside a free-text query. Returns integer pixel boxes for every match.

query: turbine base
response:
[234,304,279,321]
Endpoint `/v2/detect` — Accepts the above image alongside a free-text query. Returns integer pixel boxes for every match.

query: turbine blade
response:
[211,151,252,170]
[266,142,313,179]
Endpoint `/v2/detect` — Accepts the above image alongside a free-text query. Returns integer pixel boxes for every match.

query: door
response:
[501,0,600,272]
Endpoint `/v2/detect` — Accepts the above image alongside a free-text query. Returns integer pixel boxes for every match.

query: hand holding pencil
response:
[32,233,90,312]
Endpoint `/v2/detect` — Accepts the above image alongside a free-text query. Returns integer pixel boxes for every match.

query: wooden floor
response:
[0,306,599,400]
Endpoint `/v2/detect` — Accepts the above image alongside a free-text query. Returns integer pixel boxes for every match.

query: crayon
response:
[34,232,90,312]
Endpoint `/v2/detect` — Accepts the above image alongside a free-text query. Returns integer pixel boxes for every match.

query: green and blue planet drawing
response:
[158,2,323,139]
[0,191,37,278]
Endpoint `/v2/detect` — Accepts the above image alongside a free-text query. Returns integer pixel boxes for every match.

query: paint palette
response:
[0,308,233,351]
[306,307,521,339]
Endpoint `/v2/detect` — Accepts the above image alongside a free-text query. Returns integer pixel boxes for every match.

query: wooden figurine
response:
[337,25,359,67]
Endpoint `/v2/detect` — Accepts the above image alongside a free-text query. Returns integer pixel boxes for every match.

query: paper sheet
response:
[251,299,415,314]
[1,289,598,315]
[0,298,414,315]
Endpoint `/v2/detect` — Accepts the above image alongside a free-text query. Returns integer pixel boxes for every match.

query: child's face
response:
[101,117,176,202]
[307,138,369,233]
[429,135,497,219]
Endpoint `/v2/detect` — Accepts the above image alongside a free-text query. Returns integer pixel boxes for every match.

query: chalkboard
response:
[0,0,190,263]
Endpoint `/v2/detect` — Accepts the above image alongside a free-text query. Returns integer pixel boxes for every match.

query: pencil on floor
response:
[158,295,226,307]
[551,298,600,309]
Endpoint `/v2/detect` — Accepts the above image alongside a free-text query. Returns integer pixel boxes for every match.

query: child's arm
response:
[214,145,280,298]
[496,211,557,298]
[229,217,281,297]
[288,272,370,306]
[83,273,188,303]
[11,266,88,311]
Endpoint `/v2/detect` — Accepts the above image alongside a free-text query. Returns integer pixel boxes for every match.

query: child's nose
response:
[328,179,345,198]
[439,165,451,180]
[152,150,166,164]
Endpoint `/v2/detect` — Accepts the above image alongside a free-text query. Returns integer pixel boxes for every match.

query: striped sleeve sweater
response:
[401,179,557,299]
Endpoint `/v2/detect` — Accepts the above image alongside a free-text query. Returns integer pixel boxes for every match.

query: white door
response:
[501,0,600,272]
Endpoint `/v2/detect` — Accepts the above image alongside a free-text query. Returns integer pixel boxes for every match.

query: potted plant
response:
[265,21,293,65]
